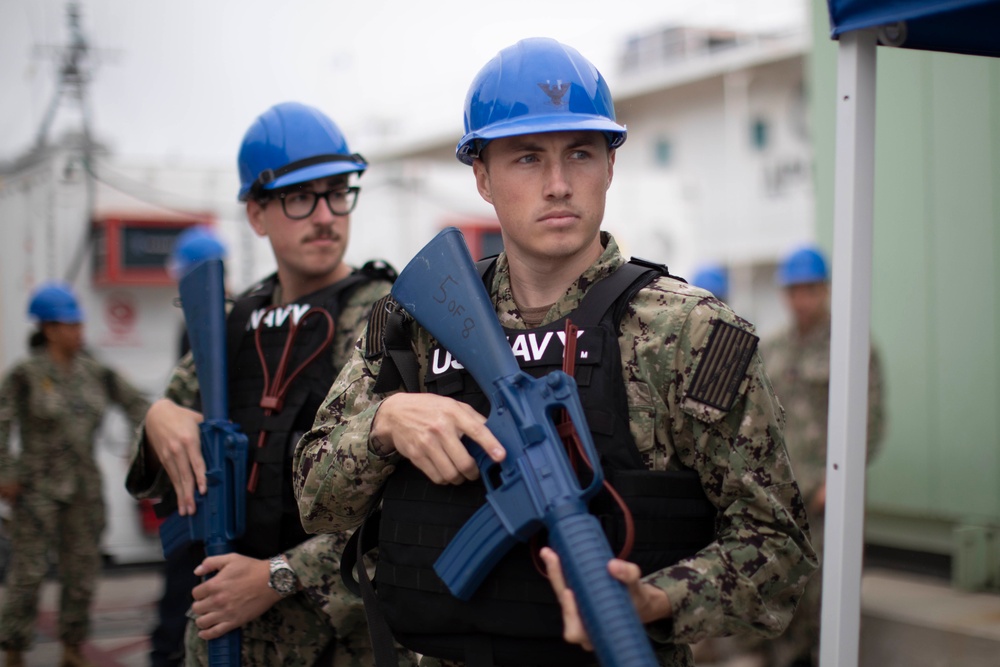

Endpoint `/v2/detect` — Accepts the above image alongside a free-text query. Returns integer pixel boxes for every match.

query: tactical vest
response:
[366,259,718,666]
[227,264,392,559]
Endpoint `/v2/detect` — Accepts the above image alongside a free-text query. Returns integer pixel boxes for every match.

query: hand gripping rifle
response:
[391,227,658,667]
[158,248,248,667]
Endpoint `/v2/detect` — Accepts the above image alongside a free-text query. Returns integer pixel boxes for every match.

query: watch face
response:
[270,563,297,596]
[271,568,295,595]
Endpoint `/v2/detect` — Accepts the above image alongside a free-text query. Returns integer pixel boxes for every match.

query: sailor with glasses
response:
[126,102,415,667]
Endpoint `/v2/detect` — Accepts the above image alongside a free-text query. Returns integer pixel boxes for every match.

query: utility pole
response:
[32,2,108,284]
[35,2,96,150]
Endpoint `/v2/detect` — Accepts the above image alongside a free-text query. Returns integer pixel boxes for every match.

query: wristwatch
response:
[268,555,298,598]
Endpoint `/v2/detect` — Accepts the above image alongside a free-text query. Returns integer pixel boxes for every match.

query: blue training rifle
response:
[158,251,248,667]
[390,227,658,667]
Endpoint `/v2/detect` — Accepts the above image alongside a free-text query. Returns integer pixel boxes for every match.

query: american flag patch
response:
[364,294,395,358]
[687,321,758,411]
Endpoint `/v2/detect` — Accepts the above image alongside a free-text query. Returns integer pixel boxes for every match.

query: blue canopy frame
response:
[822,2,1000,666]
[829,0,1000,56]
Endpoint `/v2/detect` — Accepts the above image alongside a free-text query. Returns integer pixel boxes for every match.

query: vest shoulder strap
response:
[572,260,653,328]
[227,263,397,365]
[359,259,399,284]
[368,256,672,395]
[333,260,398,304]
[573,257,680,331]
[369,295,421,394]
[476,255,498,282]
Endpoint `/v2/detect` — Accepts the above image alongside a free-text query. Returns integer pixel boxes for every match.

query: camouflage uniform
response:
[0,351,149,651]
[755,313,885,666]
[295,234,818,667]
[126,277,417,667]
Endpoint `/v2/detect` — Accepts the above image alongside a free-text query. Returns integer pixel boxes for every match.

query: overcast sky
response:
[0,0,808,165]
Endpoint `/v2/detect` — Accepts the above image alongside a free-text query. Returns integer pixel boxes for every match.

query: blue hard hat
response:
[456,38,627,165]
[691,264,729,300]
[169,226,227,278]
[778,246,829,286]
[237,102,367,201]
[28,282,84,323]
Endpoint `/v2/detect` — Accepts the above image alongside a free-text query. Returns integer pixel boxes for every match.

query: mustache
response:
[304,226,342,243]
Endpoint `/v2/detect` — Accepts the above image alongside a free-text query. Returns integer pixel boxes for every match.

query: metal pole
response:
[819,28,877,667]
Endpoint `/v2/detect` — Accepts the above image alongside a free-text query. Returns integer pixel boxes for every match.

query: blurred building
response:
[358,25,812,335]
[0,136,258,564]
[808,0,1000,593]
[0,23,813,562]
[2,9,998,661]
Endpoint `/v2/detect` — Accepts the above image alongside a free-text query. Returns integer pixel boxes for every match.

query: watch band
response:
[268,555,298,598]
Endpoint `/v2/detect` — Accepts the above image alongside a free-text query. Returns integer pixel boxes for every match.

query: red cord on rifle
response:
[533,318,636,577]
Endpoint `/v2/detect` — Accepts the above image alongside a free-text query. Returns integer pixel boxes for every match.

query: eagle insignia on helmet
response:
[538,81,570,106]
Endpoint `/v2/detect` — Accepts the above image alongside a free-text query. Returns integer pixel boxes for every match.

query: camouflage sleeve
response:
[294,334,400,534]
[866,342,886,463]
[0,364,26,486]
[282,532,355,620]
[124,353,201,499]
[162,352,202,407]
[631,292,817,645]
[331,279,393,369]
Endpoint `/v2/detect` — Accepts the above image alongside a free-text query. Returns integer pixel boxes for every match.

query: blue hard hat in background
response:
[691,264,729,301]
[28,282,84,323]
[168,226,227,278]
[237,102,368,201]
[778,246,829,286]
[456,37,627,165]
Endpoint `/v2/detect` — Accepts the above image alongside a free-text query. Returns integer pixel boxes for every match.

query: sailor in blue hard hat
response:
[755,247,884,666]
[26,282,85,356]
[456,37,627,269]
[239,102,369,294]
[292,37,816,667]
[2,282,149,667]
[126,100,406,667]
[456,37,627,166]
[167,225,227,280]
[28,282,84,324]
[777,245,830,336]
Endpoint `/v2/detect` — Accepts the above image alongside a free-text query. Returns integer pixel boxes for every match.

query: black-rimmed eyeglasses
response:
[272,186,361,219]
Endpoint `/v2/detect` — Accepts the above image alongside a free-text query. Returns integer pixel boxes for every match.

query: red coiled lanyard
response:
[246,305,334,493]
[531,319,636,576]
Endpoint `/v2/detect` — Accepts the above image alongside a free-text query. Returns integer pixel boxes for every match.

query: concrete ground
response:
[0,564,160,667]
[1,564,999,666]
[696,567,1000,667]
[858,567,1000,667]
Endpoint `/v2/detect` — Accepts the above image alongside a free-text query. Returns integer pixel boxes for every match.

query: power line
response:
[87,159,239,216]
